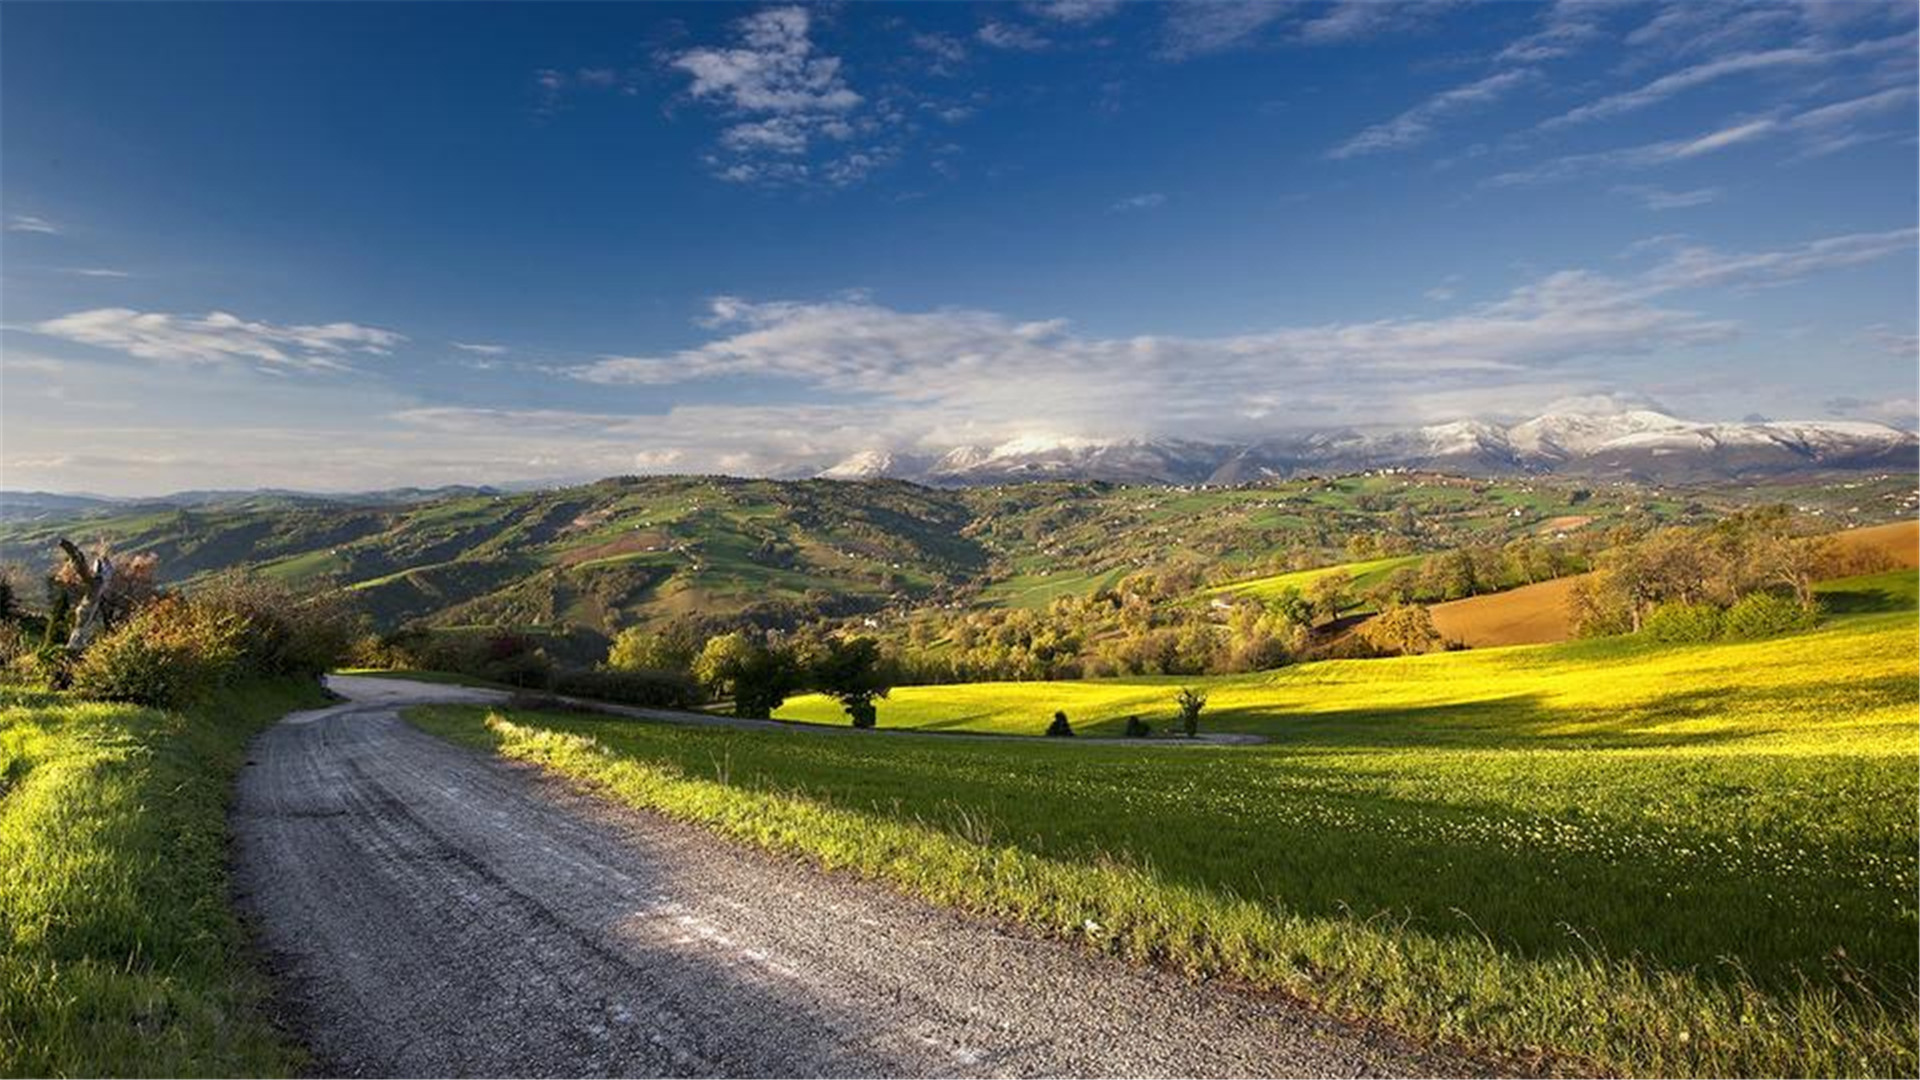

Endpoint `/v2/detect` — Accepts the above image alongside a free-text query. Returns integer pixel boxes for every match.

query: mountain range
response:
[817,411,1919,486]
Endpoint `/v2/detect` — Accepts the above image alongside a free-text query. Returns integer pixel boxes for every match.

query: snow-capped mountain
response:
[813,412,1917,486]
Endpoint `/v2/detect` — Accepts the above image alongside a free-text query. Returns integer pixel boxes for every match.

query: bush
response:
[1122,714,1151,738]
[194,574,357,676]
[1176,687,1207,738]
[1723,592,1820,640]
[549,668,702,710]
[70,596,245,708]
[1643,602,1724,643]
[1045,710,1074,737]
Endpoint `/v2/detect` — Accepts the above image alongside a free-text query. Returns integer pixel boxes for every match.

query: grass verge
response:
[0,679,326,1077]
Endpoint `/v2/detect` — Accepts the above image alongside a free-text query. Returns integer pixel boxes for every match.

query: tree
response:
[1175,687,1207,738]
[606,626,697,674]
[1361,604,1442,656]
[811,636,891,728]
[1305,570,1352,625]
[693,630,799,719]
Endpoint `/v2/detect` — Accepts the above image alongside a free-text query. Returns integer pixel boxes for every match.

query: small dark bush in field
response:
[70,596,245,708]
[1723,592,1820,639]
[1643,602,1724,643]
[845,696,878,729]
[1046,710,1074,737]
[550,668,702,709]
[1123,714,1151,738]
[1176,687,1206,737]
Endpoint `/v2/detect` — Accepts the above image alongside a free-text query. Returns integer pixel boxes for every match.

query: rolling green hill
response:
[2,471,1910,647]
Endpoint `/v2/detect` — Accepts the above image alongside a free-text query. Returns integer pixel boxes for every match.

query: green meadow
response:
[415,584,1920,1077]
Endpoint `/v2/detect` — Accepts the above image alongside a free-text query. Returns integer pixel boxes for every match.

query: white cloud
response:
[1110,192,1167,212]
[1026,0,1122,25]
[977,21,1049,51]
[909,32,969,67]
[452,342,508,356]
[6,215,60,234]
[1489,117,1779,185]
[1158,2,1289,59]
[31,308,405,373]
[59,267,132,278]
[1498,0,1611,63]
[1330,68,1536,159]
[1612,185,1722,211]
[1541,47,1822,130]
[1541,32,1917,132]
[667,6,889,186]
[671,8,859,116]
[550,228,1910,456]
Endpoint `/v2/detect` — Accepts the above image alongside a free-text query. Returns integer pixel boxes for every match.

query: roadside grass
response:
[412,607,1918,1077]
[0,680,324,1077]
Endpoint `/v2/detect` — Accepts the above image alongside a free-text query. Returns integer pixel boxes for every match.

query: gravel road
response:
[231,678,1474,1078]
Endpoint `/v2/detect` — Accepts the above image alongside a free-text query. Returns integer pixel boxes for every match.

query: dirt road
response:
[232,678,1470,1077]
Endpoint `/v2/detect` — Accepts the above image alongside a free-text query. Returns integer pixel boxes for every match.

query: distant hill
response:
[0,485,501,523]
[816,410,1918,486]
[2,471,1911,649]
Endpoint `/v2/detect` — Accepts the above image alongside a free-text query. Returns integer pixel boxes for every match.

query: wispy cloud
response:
[1110,192,1167,212]
[1330,67,1536,159]
[1498,0,1611,63]
[6,214,60,234]
[31,308,405,373]
[977,21,1049,51]
[1540,47,1822,130]
[1157,2,1290,59]
[1612,185,1722,211]
[58,267,133,278]
[1026,0,1122,25]
[451,341,508,356]
[1541,32,1916,131]
[1489,117,1778,186]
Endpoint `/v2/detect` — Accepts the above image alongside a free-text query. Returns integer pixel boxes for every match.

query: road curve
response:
[232,680,1473,1077]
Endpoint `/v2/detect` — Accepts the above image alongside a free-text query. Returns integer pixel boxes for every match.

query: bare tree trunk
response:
[58,539,115,654]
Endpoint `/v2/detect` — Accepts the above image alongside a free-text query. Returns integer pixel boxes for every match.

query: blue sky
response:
[2,0,1916,494]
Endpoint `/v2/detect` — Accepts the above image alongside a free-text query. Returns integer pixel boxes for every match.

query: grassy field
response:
[1208,553,1425,602]
[0,680,325,1077]
[416,597,1918,1076]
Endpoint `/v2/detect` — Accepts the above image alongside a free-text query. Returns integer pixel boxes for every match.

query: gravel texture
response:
[231,678,1476,1078]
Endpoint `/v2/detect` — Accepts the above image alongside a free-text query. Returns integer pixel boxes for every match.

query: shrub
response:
[1122,714,1151,738]
[70,596,245,708]
[1723,592,1820,640]
[1176,687,1206,738]
[194,574,357,676]
[1046,710,1074,737]
[1643,602,1724,643]
[550,668,702,710]
[476,633,553,688]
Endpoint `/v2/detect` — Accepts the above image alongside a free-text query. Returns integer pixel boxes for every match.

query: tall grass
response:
[0,681,323,1077]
